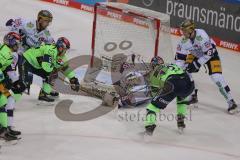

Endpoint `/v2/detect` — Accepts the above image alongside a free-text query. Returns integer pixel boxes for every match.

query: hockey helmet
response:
[38,10,53,22]
[180,19,195,35]
[56,37,70,55]
[3,32,21,51]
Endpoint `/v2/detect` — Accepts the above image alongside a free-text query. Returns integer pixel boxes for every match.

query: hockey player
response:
[4,10,55,136]
[5,10,56,97]
[175,19,238,114]
[0,32,25,141]
[144,57,195,135]
[21,37,80,103]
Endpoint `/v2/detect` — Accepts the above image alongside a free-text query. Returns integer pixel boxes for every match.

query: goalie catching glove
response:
[70,77,80,92]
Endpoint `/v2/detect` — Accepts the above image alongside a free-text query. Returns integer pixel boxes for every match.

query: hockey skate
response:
[177,114,186,134]
[227,100,239,114]
[49,90,60,99]
[37,89,55,106]
[7,126,21,136]
[0,126,21,146]
[144,124,156,136]
[186,89,198,109]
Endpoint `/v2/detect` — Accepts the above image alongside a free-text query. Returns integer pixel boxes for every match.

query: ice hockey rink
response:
[0,0,240,160]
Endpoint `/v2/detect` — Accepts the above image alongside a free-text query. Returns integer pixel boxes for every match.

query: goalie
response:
[113,56,165,108]
[113,61,150,108]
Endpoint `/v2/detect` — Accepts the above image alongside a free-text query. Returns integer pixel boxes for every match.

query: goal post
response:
[91,2,173,72]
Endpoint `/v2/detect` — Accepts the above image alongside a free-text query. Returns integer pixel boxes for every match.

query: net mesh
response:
[92,2,173,72]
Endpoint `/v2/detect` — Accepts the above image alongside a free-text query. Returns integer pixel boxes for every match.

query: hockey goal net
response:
[91,2,173,72]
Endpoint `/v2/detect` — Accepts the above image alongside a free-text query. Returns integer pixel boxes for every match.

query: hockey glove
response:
[187,61,201,73]
[11,80,26,94]
[70,77,80,92]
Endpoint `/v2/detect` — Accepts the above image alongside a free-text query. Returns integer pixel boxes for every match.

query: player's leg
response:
[38,69,59,101]
[206,56,238,114]
[171,73,194,131]
[38,82,54,102]
[0,94,18,141]
[176,97,187,129]
[6,96,21,136]
[19,54,33,95]
[0,95,8,137]
[33,69,54,103]
[210,73,237,113]
[5,57,22,136]
[184,54,199,105]
[19,58,32,91]
[144,82,176,135]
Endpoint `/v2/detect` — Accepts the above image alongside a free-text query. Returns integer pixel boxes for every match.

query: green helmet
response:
[38,10,53,22]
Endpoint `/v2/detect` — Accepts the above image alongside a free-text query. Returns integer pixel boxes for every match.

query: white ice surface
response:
[0,0,240,160]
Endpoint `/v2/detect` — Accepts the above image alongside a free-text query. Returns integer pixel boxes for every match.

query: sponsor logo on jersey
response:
[181,38,188,44]
[44,30,50,36]
[193,44,200,49]
[38,37,45,43]
[27,22,34,28]
[158,97,169,105]
[176,44,181,51]
[204,41,211,49]
[196,35,203,41]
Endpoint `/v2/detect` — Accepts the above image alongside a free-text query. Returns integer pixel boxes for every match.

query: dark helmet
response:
[180,19,195,34]
[38,10,53,22]
[3,32,21,49]
[56,37,70,55]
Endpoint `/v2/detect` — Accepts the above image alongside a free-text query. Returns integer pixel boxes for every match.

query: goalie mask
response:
[150,56,164,69]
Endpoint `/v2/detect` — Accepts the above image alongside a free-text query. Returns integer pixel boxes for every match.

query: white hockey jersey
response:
[175,29,217,68]
[6,18,54,51]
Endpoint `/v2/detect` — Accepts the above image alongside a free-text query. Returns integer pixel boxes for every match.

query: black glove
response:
[70,77,80,92]
[11,80,26,94]
[187,61,201,73]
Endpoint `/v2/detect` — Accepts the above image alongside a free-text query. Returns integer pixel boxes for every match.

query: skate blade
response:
[188,102,198,109]
[0,137,21,146]
[228,104,240,115]
[178,127,184,134]
[228,109,240,115]
[49,96,60,100]
[37,101,55,106]
[143,132,153,143]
